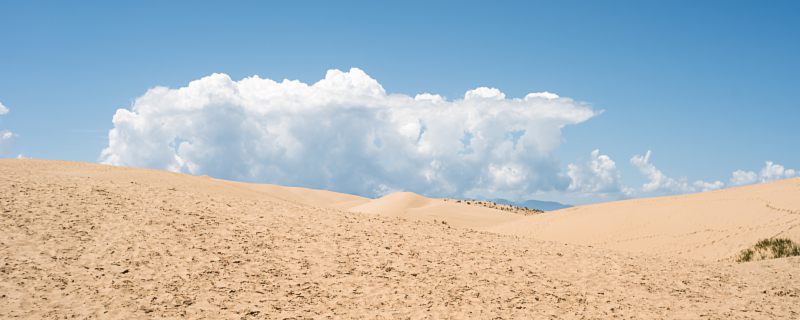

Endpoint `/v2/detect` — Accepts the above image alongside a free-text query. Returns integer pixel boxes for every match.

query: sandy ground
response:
[487,179,800,262]
[348,178,800,262]
[1,159,799,319]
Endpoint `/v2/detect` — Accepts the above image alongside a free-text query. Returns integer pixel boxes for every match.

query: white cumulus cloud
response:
[630,150,723,194]
[624,150,795,198]
[567,149,631,197]
[101,68,596,199]
[729,161,797,186]
[759,161,797,181]
[0,102,9,115]
[729,169,758,186]
[558,148,796,202]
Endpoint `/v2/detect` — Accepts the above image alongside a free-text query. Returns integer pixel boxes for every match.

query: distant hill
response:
[490,198,573,211]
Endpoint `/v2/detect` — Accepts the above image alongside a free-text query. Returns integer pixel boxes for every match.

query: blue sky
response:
[1,1,798,204]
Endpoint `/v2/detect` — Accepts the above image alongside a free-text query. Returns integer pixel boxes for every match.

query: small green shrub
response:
[736,249,754,262]
[754,238,800,258]
[737,237,800,262]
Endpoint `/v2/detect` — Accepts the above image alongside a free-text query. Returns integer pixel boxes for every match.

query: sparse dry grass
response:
[736,238,800,262]
[446,199,544,216]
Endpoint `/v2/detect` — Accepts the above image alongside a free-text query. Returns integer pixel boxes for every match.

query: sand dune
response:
[489,179,800,261]
[350,191,433,215]
[350,178,800,262]
[349,192,522,230]
[1,159,799,318]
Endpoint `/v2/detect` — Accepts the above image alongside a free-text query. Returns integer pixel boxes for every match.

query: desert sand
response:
[489,179,800,262]
[348,178,800,262]
[1,159,799,318]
